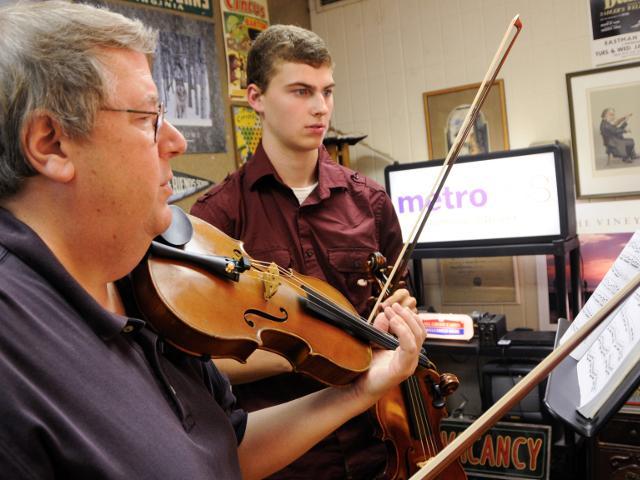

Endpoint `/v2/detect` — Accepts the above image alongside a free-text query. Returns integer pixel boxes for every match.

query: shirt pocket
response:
[327,247,374,316]
[327,248,371,274]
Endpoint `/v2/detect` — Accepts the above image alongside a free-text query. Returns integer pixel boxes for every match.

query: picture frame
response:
[231,104,262,166]
[567,62,640,198]
[440,256,519,305]
[423,79,509,160]
[314,0,361,13]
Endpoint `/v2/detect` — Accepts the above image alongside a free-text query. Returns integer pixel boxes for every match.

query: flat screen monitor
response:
[481,361,548,423]
[384,144,576,254]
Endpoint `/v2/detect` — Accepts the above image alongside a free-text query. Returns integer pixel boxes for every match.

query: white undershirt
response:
[290,182,318,205]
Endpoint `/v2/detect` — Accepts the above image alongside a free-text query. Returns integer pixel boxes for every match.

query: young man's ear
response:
[246,84,265,115]
[21,113,75,183]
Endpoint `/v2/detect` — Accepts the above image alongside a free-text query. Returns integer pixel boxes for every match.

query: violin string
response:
[249,260,402,346]
[405,377,429,460]
[247,259,433,369]
[406,375,437,458]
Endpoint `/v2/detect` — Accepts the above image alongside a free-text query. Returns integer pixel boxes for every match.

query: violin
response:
[364,255,466,480]
[131,208,435,386]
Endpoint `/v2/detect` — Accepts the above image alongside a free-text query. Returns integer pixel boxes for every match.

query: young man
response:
[191,25,417,479]
[0,3,424,479]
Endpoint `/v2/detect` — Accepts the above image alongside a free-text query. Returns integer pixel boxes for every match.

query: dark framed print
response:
[567,61,640,198]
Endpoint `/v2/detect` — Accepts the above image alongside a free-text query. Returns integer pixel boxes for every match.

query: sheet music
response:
[560,231,640,359]
[575,290,640,414]
[558,231,640,414]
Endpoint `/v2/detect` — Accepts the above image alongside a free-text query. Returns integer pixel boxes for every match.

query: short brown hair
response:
[247,25,332,92]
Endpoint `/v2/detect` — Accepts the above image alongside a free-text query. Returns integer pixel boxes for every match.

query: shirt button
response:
[122,318,145,334]
[305,249,314,258]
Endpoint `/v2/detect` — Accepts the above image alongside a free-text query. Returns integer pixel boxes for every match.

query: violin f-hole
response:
[244,308,289,327]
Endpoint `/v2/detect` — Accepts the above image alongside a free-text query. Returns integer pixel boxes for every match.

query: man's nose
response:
[311,92,329,116]
[159,120,187,159]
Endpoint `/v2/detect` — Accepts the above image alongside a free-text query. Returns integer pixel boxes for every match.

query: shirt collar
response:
[245,141,349,198]
[0,207,140,340]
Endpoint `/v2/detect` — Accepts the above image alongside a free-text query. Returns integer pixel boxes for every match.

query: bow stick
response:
[366,14,523,324]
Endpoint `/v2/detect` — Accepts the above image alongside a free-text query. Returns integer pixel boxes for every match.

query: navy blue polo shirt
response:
[0,207,247,479]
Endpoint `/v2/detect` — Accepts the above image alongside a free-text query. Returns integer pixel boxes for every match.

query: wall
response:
[310,0,591,174]
[269,0,311,28]
[309,0,597,329]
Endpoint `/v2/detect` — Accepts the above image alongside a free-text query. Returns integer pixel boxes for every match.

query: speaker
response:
[476,313,506,347]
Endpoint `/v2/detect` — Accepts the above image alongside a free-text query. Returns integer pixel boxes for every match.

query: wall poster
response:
[220,0,269,99]
[169,171,213,203]
[83,0,226,153]
[589,0,640,66]
[231,104,261,166]
[121,0,213,17]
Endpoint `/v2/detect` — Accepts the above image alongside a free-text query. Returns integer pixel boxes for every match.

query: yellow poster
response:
[220,0,269,99]
[232,105,261,165]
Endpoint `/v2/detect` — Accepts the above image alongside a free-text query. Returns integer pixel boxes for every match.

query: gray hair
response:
[0,0,157,199]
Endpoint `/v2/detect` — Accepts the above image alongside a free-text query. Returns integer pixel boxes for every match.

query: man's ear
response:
[21,113,75,183]
[246,84,264,114]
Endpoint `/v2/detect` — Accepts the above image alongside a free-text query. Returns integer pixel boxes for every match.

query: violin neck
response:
[302,286,434,370]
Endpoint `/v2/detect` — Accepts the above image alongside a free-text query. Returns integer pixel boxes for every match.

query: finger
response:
[391,303,426,347]
[380,290,405,308]
[386,304,424,353]
[381,289,417,312]
[371,310,391,337]
[384,310,421,374]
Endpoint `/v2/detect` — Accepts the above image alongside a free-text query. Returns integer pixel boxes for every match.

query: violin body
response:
[375,368,466,480]
[132,214,371,386]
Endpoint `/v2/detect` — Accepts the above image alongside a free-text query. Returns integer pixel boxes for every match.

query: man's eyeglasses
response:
[101,102,165,143]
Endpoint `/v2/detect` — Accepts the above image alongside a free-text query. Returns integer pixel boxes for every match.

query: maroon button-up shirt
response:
[191,143,405,479]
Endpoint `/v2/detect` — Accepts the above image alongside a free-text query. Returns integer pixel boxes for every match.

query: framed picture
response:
[314,0,361,13]
[423,79,509,160]
[231,104,262,166]
[440,256,519,305]
[83,0,226,154]
[567,62,640,198]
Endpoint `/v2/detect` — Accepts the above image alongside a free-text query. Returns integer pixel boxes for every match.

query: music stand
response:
[544,318,640,437]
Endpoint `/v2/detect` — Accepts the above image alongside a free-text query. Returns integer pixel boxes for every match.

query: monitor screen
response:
[491,375,540,415]
[384,144,576,251]
[482,362,548,422]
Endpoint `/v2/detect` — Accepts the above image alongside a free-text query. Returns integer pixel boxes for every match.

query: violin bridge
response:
[261,262,281,300]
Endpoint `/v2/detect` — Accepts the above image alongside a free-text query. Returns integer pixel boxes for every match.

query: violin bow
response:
[409,270,640,479]
[366,14,523,325]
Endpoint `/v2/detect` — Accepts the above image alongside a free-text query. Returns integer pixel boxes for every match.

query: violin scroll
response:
[361,251,407,314]
[429,372,460,409]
